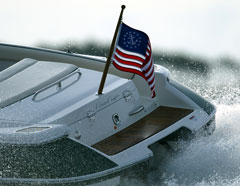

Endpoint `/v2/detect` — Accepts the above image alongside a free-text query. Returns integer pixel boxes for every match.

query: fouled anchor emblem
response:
[123,31,141,49]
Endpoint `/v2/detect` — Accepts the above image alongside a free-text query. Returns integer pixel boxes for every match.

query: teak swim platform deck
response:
[92,106,193,155]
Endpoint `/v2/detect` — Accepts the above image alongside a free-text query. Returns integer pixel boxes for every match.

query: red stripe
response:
[113,60,145,79]
[113,54,142,68]
[113,37,156,98]
[146,48,151,56]
[150,86,156,92]
[151,91,156,98]
[146,44,151,53]
[144,66,154,79]
[150,87,155,92]
[116,48,145,63]
[114,55,142,68]
[148,77,155,87]
[143,60,153,75]
[143,49,152,63]
[148,78,155,87]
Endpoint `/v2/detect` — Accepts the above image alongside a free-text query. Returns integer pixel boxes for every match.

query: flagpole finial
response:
[121,5,126,9]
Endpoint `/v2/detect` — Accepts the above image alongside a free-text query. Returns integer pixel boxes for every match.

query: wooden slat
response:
[92,106,193,155]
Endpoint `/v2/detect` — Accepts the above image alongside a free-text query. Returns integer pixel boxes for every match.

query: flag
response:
[112,22,156,98]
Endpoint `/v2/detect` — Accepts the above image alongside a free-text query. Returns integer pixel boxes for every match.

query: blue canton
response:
[118,23,149,56]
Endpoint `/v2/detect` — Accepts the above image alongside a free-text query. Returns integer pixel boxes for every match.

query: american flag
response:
[112,23,156,98]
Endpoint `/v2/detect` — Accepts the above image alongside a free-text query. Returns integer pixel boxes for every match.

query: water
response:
[146,105,240,186]
[123,65,240,186]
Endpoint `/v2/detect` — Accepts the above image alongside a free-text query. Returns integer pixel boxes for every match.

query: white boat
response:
[0,43,216,185]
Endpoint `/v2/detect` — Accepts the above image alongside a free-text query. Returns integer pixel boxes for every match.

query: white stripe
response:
[142,58,152,71]
[149,76,155,85]
[115,52,143,65]
[149,82,154,89]
[146,51,149,56]
[117,46,146,60]
[151,88,155,97]
[113,58,142,72]
[144,63,154,77]
[147,72,155,83]
[149,79,155,89]
[147,45,150,51]
[151,87,155,93]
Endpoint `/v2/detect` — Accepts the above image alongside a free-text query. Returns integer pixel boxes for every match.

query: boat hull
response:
[0,43,216,185]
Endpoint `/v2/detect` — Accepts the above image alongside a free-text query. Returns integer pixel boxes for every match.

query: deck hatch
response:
[92,106,193,155]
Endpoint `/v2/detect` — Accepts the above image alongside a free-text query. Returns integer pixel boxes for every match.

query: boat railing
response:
[33,69,81,102]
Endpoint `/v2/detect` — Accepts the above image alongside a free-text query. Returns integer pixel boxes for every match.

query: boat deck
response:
[92,106,193,155]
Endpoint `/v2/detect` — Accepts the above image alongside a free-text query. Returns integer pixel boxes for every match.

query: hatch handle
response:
[112,113,121,125]
[129,106,144,116]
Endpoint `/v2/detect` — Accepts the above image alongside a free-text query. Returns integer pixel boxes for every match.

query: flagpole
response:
[98,5,126,95]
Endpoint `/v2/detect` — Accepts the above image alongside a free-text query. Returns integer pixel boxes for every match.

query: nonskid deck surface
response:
[92,106,193,155]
